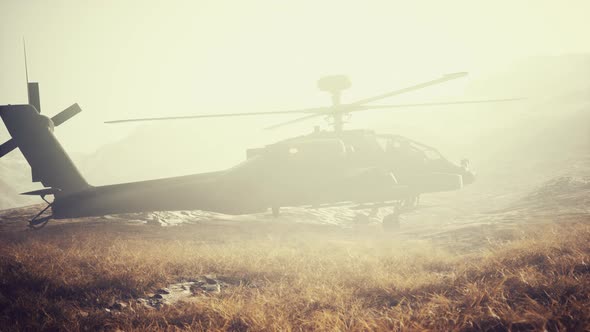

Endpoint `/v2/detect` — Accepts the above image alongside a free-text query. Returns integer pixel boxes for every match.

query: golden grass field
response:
[0,207,589,331]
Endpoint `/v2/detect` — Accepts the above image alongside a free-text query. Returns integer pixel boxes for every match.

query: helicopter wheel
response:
[382,213,400,231]
[401,195,419,212]
[271,206,280,218]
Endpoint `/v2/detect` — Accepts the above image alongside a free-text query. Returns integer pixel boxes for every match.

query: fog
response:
[1,0,589,200]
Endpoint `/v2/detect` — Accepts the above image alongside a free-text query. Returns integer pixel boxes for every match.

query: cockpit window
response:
[422,148,442,160]
[278,139,346,161]
[377,137,402,152]
[376,137,388,151]
[379,135,444,161]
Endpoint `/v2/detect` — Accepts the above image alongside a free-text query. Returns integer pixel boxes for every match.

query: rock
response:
[156,287,171,295]
[136,298,154,309]
[203,283,221,293]
[190,283,203,294]
[128,276,230,310]
[204,276,218,284]
[111,301,128,310]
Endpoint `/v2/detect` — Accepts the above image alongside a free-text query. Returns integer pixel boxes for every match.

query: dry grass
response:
[0,217,589,331]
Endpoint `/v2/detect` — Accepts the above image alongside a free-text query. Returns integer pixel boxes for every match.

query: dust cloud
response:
[1,1,589,206]
[1,4,590,329]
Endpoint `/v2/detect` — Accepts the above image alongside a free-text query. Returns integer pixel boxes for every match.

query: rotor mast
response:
[331,90,343,133]
[317,75,351,133]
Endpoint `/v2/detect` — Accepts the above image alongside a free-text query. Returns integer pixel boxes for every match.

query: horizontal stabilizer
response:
[21,188,61,196]
[51,103,81,126]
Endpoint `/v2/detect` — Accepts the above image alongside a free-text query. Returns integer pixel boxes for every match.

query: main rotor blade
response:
[264,113,324,130]
[104,106,329,124]
[350,72,468,106]
[353,98,524,112]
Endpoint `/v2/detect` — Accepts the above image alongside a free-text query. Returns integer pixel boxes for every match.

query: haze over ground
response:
[1,1,589,206]
[1,5,590,329]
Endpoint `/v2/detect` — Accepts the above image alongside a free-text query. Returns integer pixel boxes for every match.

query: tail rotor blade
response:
[0,139,17,158]
[0,103,82,159]
[51,103,82,127]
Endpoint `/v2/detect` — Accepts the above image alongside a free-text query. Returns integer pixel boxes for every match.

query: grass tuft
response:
[0,218,588,331]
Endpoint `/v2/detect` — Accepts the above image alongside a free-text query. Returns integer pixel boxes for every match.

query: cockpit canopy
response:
[376,135,445,161]
[245,130,448,169]
[267,138,347,161]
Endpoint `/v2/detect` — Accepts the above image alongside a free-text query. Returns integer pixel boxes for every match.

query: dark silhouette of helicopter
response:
[1,66,518,229]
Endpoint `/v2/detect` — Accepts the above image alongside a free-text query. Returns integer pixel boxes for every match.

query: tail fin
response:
[1,43,89,196]
[0,104,89,195]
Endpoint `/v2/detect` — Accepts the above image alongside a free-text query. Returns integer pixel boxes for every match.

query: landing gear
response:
[382,198,412,231]
[401,195,419,211]
[29,195,54,230]
[380,195,418,231]
[349,201,403,230]
[382,213,400,231]
[271,206,280,218]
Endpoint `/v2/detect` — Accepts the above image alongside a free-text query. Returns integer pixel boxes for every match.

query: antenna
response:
[23,38,29,86]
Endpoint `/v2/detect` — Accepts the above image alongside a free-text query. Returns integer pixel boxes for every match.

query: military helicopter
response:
[1,66,516,229]
[105,73,517,226]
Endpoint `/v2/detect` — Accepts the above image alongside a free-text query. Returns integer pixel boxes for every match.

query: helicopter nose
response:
[462,170,476,185]
[458,159,475,185]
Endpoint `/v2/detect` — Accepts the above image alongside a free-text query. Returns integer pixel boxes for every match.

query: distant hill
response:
[465,55,590,186]
[77,124,249,185]
[467,54,590,99]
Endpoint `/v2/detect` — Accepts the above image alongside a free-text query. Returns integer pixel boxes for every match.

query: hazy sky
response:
[1,0,589,155]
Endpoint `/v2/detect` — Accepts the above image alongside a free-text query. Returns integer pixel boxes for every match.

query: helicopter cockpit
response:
[374,134,450,177]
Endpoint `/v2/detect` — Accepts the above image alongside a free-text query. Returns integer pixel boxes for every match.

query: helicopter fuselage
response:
[51,129,474,219]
